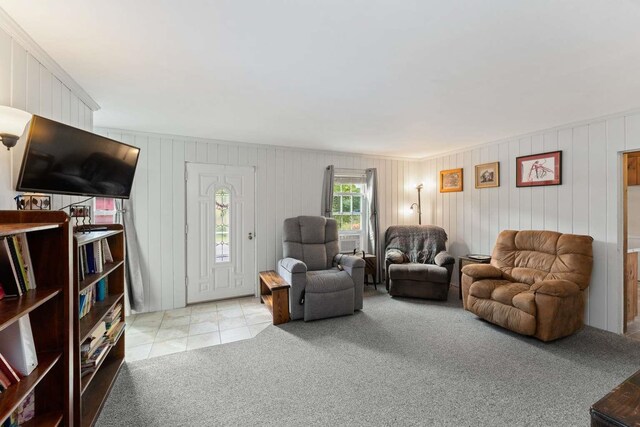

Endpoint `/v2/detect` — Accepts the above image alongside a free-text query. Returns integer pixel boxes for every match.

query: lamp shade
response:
[0,106,32,138]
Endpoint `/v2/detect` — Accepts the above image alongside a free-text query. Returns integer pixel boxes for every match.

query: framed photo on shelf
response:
[516,151,562,187]
[440,168,463,193]
[475,162,500,189]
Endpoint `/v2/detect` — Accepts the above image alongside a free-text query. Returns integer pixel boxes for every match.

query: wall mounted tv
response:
[16,116,140,199]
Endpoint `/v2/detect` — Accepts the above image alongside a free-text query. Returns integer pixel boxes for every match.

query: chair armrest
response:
[385,248,407,265]
[334,254,365,269]
[530,280,580,298]
[279,257,307,274]
[434,251,455,267]
[461,264,503,281]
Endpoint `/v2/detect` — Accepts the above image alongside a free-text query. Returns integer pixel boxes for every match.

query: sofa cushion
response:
[512,291,536,316]
[388,263,449,284]
[470,280,533,314]
[467,295,536,336]
[469,279,511,299]
[306,269,354,293]
[491,282,530,306]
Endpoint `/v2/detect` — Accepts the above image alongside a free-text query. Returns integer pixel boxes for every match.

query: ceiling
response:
[2,0,640,158]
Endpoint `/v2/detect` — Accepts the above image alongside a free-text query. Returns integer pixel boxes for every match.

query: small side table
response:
[259,270,290,325]
[458,255,491,300]
[353,251,378,289]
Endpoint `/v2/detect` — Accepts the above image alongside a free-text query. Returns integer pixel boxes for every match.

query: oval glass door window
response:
[215,188,230,262]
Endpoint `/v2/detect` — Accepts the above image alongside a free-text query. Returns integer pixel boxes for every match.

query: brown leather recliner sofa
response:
[461,230,594,342]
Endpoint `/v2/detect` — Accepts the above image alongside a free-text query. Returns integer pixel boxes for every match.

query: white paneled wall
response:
[0,25,95,210]
[96,128,422,313]
[421,110,640,334]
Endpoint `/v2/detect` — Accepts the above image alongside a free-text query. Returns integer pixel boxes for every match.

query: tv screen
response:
[16,116,140,199]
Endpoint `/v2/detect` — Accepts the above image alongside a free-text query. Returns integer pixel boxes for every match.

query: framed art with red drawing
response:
[516,151,562,187]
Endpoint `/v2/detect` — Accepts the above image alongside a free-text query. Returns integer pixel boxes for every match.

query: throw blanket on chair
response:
[384,225,448,264]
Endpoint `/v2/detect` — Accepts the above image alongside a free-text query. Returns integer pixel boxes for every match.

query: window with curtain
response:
[94,197,118,224]
[332,173,367,253]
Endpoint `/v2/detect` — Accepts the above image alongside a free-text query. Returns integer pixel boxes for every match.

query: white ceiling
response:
[2,0,640,158]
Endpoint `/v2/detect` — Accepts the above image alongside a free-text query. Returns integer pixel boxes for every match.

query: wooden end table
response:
[591,368,640,426]
[259,270,290,325]
[458,255,491,300]
[361,252,378,289]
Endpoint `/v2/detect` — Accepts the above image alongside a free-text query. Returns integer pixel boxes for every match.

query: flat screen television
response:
[16,115,140,199]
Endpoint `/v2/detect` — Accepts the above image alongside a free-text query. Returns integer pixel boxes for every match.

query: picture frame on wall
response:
[475,162,500,189]
[516,150,562,187]
[440,168,463,193]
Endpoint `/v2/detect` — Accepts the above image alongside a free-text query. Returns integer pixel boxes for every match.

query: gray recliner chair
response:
[277,216,365,321]
[385,225,455,300]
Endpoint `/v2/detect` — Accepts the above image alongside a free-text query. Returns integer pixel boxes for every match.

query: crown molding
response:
[0,6,100,111]
[418,106,640,162]
[94,126,422,162]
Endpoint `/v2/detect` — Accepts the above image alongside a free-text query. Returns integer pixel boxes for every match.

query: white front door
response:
[186,163,256,304]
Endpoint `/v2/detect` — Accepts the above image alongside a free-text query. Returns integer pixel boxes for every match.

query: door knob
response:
[248,232,254,240]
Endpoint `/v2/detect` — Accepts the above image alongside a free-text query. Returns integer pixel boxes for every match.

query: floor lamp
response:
[410,183,423,225]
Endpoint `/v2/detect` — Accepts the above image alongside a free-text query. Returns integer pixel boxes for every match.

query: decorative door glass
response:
[215,188,231,262]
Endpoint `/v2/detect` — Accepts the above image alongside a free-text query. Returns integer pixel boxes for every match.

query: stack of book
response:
[78,238,114,280]
[0,234,36,299]
[79,284,97,319]
[105,304,124,344]
[80,322,109,377]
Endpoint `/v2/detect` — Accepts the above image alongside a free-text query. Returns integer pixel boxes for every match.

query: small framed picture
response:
[440,168,463,193]
[475,162,500,189]
[516,151,562,187]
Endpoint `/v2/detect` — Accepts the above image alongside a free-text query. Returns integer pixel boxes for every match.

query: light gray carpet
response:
[97,287,640,426]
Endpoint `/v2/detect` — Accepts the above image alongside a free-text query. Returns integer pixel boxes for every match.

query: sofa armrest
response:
[530,280,581,298]
[434,251,455,267]
[461,264,503,281]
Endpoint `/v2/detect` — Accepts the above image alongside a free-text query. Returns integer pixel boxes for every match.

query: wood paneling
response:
[97,128,422,312]
[423,111,640,334]
[0,26,95,211]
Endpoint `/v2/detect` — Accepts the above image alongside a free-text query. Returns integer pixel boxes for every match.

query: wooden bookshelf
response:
[73,224,125,426]
[0,211,72,427]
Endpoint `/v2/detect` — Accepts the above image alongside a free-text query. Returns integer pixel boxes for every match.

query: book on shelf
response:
[102,238,114,263]
[0,369,11,392]
[94,240,104,273]
[106,321,125,345]
[85,242,96,274]
[79,283,97,319]
[0,235,36,298]
[13,234,36,290]
[0,315,38,376]
[81,341,109,374]
[0,239,21,298]
[4,238,26,294]
[0,353,21,384]
[78,238,114,278]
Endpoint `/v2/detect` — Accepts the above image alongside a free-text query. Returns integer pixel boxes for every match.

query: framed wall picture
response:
[475,162,500,189]
[516,150,562,187]
[440,168,463,193]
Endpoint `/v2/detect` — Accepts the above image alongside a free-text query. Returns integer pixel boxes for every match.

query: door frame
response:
[183,162,259,305]
[622,151,640,334]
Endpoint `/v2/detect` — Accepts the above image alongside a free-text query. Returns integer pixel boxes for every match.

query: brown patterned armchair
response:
[461,230,593,342]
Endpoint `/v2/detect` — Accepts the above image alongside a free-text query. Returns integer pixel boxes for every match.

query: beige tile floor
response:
[125,296,272,362]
